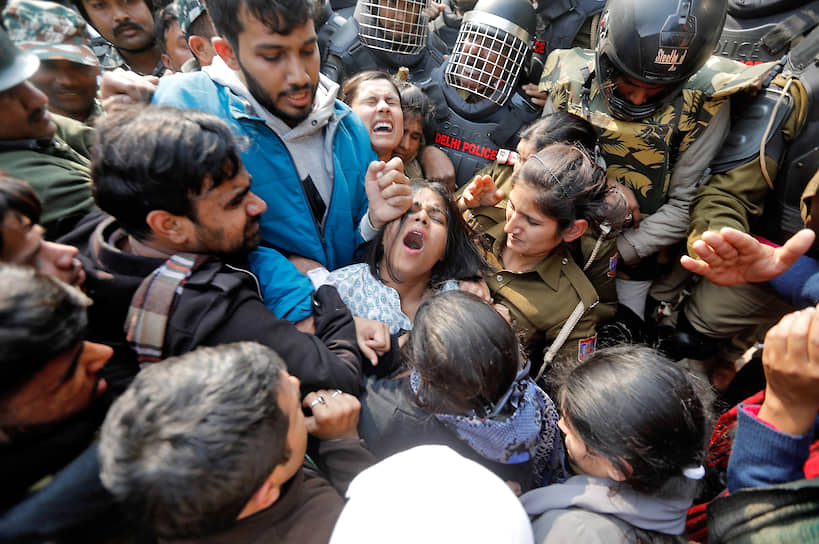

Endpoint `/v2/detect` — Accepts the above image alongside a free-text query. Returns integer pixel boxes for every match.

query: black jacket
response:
[161,439,375,544]
[61,212,363,396]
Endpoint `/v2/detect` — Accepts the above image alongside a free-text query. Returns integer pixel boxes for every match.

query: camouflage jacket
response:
[91,37,165,76]
[539,48,774,260]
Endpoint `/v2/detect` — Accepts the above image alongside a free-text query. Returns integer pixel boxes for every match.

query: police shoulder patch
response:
[578,334,597,363]
[607,254,618,278]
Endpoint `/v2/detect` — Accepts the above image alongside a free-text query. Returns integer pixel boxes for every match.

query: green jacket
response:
[0,113,96,237]
[687,75,809,256]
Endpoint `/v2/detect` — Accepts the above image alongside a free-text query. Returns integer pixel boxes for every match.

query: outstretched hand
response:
[680,227,815,286]
[758,305,819,435]
[461,175,504,209]
[365,157,412,230]
[423,2,445,20]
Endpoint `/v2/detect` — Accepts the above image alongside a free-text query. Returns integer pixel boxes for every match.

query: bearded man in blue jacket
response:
[152,0,411,325]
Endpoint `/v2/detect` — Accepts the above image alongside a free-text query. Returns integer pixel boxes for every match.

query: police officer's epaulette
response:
[687,56,777,98]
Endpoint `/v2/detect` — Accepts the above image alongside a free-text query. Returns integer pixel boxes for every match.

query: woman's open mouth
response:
[373,120,394,134]
[402,230,425,254]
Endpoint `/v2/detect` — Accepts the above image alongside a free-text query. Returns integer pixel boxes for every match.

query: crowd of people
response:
[1,0,819,541]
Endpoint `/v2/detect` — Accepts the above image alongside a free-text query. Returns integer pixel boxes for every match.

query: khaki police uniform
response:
[681,73,809,360]
[464,192,619,325]
[469,205,600,370]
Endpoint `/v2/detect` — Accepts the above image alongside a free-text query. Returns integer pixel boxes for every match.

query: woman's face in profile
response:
[504,182,564,260]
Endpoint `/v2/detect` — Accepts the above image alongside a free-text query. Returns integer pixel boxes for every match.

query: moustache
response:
[245,217,261,236]
[277,83,315,99]
[54,84,85,94]
[113,21,144,36]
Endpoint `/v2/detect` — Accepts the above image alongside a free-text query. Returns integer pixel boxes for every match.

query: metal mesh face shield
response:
[445,12,530,106]
[355,0,429,56]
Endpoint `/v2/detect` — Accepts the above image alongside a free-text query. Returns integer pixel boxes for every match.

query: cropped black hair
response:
[92,106,242,240]
[207,0,318,50]
[559,345,709,496]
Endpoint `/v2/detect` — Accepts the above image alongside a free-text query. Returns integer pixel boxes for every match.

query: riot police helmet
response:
[355,0,430,57]
[595,0,727,121]
[445,0,536,106]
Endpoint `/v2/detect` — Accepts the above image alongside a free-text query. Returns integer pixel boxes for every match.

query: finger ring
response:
[331,389,343,398]
[309,395,326,408]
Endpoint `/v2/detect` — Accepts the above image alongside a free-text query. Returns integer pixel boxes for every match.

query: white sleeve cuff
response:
[307,266,335,289]
[359,211,380,241]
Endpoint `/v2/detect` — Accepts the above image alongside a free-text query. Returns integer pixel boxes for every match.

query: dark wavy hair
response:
[207,0,318,50]
[365,180,487,287]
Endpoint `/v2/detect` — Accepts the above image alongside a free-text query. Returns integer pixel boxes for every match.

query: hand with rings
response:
[303,389,361,440]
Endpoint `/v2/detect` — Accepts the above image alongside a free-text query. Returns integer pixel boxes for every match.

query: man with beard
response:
[61,106,366,396]
[73,0,164,76]
[151,0,412,325]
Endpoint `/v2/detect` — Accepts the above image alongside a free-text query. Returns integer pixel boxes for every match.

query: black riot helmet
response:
[595,0,727,121]
[445,0,536,106]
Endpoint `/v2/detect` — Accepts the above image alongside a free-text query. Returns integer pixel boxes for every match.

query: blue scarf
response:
[410,366,563,486]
